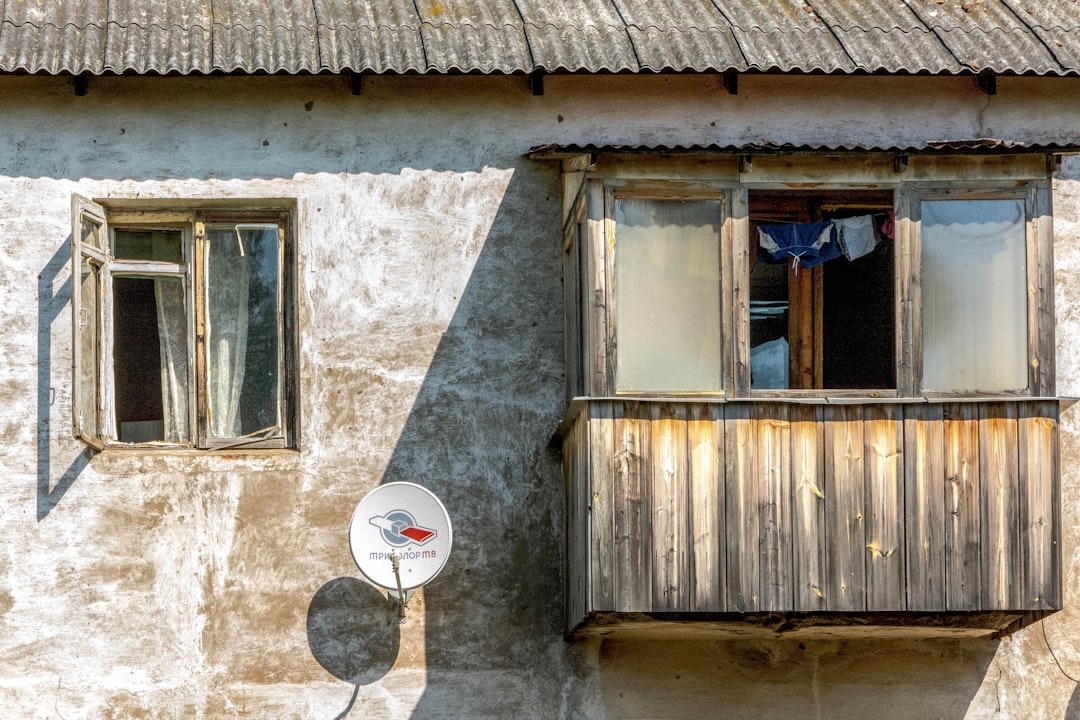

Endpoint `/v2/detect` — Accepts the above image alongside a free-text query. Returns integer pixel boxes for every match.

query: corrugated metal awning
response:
[2,0,1080,77]
[528,140,1080,159]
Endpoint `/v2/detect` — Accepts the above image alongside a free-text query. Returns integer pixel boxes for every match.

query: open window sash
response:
[71,195,108,449]
[195,218,288,449]
[72,196,195,448]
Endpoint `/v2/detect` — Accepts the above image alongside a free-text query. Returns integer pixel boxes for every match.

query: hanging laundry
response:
[834,215,878,261]
[758,220,840,269]
[879,211,895,240]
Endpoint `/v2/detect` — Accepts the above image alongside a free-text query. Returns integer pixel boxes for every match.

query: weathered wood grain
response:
[1031,183,1055,396]
[824,404,866,611]
[865,404,905,610]
[979,402,1020,609]
[589,401,615,611]
[1018,402,1059,609]
[613,401,651,611]
[945,403,981,611]
[688,403,724,611]
[725,403,759,611]
[904,403,946,611]
[791,403,827,610]
[567,397,1059,624]
[650,403,689,611]
[757,403,793,611]
[583,179,610,396]
[565,406,586,630]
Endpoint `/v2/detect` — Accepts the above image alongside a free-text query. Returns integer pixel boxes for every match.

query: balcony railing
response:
[560,398,1060,634]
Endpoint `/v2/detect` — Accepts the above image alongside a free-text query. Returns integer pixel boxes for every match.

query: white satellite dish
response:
[349,482,453,621]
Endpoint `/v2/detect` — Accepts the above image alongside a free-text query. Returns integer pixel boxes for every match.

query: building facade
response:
[3,2,1080,718]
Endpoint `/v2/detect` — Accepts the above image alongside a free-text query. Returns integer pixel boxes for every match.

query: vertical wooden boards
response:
[824,405,866,611]
[792,404,826,611]
[757,404,793,611]
[864,405,905,610]
[1030,182,1055,396]
[944,403,981,611]
[725,403,759,611]
[980,402,1020,609]
[1018,401,1060,609]
[566,397,1059,622]
[788,269,813,390]
[724,403,793,612]
[613,401,652,611]
[562,204,583,404]
[904,403,946,611]
[650,403,689,611]
[589,401,615,611]
[895,185,916,396]
[731,189,752,396]
[565,405,587,630]
[688,403,724,611]
[583,179,611,396]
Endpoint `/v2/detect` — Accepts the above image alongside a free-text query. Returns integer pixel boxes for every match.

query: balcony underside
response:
[560,398,1061,635]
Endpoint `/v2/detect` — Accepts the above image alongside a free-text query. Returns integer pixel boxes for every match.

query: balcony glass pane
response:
[921,198,1027,392]
[614,198,722,392]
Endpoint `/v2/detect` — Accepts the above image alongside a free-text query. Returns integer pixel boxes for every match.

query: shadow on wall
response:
[1069,679,1080,719]
[378,158,568,718]
[38,239,92,520]
[598,636,1000,719]
[307,577,401,720]
[301,156,569,718]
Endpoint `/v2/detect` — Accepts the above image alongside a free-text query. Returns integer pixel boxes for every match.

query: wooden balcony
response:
[559,398,1060,637]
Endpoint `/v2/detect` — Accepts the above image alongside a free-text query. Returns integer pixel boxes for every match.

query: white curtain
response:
[205,224,282,440]
[206,226,251,438]
[154,278,189,442]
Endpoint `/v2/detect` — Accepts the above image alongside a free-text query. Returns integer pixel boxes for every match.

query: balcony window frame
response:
[564,155,1055,403]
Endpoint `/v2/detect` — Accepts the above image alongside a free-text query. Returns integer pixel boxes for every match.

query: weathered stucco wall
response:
[1,72,1080,718]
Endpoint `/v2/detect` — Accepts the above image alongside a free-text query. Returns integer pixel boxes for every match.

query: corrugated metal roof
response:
[528,139,1080,157]
[1,0,1080,76]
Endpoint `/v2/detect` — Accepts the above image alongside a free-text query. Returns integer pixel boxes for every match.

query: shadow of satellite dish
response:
[307,576,400,684]
[1067,676,1080,719]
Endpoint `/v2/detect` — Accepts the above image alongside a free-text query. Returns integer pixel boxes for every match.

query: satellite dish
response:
[348,482,453,621]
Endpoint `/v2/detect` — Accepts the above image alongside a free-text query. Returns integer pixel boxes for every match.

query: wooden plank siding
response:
[562,398,1060,631]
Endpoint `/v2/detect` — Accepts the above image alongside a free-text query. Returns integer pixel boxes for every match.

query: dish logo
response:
[369,511,437,547]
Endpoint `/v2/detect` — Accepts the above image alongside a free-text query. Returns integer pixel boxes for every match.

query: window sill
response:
[86,445,302,473]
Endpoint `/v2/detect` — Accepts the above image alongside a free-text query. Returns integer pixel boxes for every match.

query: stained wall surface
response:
[1,72,1080,719]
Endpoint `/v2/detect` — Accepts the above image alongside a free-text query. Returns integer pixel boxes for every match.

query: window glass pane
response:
[205,223,282,438]
[80,215,106,252]
[75,258,100,439]
[113,276,189,442]
[614,198,722,392]
[114,229,183,263]
[749,262,789,389]
[921,198,1027,391]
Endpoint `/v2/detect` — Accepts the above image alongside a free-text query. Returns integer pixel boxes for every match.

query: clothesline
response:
[757,212,894,269]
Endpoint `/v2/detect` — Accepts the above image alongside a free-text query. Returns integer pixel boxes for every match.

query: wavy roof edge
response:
[3,1,1080,77]
[528,141,1080,157]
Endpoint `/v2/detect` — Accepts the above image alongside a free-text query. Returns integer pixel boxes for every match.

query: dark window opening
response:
[749,190,895,390]
[113,277,165,442]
